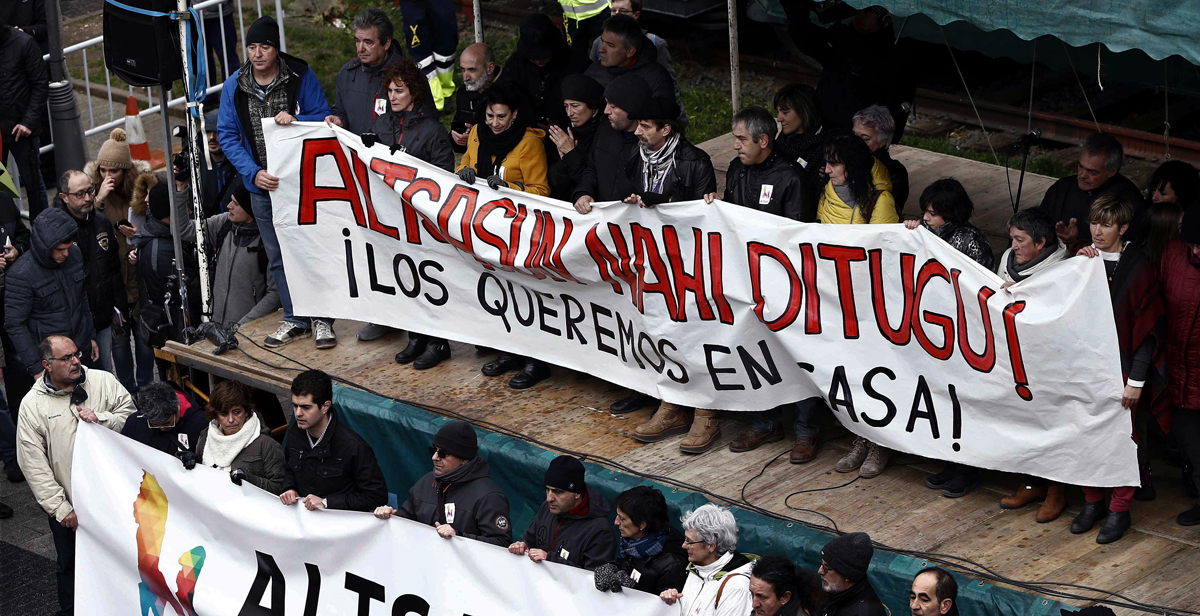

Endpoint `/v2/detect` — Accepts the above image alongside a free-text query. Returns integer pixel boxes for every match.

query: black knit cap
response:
[627,96,680,122]
[561,74,605,111]
[1181,203,1200,244]
[603,73,652,117]
[544,455,586,494]
[433,421,478,460]
[148,183,171,220]
[820,532,874,583]
[246,16,281,49]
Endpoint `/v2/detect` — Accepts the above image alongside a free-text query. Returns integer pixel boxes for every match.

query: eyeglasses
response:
[428,446,446,458]
[49,351,84,363]
[682,539,708,547]
[148,414,178,430]
[65,187,97,199]
[610,7,635,14]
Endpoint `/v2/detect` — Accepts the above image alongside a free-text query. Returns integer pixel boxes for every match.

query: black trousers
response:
[1176,407,1200,504]
[48,515,76,615]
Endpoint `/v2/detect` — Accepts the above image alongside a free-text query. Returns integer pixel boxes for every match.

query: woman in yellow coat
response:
[456,82,550,197]
[815,134,899,225]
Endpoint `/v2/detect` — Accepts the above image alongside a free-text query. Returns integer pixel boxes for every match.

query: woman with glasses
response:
[120,381,208,457]
[192,380,284,493]
[658,504,754,616]
[372,421,513,546]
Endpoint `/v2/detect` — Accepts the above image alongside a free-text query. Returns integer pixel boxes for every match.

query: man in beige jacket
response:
[16,334,135,616]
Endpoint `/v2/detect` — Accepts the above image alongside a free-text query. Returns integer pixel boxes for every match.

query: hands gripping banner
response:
[74,424,674,616]
[265,123,1135,487]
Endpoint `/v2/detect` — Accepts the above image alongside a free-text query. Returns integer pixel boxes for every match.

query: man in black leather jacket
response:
[721,106,809,222]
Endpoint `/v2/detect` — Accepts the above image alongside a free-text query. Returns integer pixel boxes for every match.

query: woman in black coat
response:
[548,74,606,201]
[369,59,454,173]
[594,486,688,595]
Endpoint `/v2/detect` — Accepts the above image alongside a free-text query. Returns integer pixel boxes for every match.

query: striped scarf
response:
[640,133,680,194]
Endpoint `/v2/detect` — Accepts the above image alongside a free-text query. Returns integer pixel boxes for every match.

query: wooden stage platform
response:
[167,146,1198,615]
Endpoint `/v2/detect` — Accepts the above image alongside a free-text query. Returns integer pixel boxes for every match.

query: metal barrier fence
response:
[38,0,288,156]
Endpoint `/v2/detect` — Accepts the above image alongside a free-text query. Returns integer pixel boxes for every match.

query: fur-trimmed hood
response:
[83,159,155,217]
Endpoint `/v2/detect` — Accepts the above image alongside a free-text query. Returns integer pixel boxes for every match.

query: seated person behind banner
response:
[205,183,280,331]
[909,567,959,616]
[658,504,753,616]
[1147,159,1199,206]
[1068,195,1166,545]
[817,532,886,616]
[852,105,908,212]
[373,421,512,546]
[508,455,617,571]
[548,74,607,201]
[749,555,827,616]
[714,106,808,222]
[280,369,388,512]
[814,134,898,225]
[903,179,993,498]
[594,486,688,595]
[192,380,284,493]
[121,381,208,457]
[997,208,1070,521]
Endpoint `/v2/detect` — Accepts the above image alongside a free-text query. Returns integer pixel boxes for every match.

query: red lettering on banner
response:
[549,218,579,283]
[799,243,821,334]
[911,259,954,360]
[297,138,366,226]
[436,185,479,254]
[631,223,680,319]
[351,153,398,239]
[747,242,802,331]
[473,199,520,271]
[817,245,868,339]
[524,210,576,283]
[368,158,417,187]
[399,179,447,243]
[663,226,716,322]
[709,234,734,325]
[522,211,551,280]
[586,224,637,297]
[869,249,915,345]
[1002,301,1033,400]
[951,269,997,373]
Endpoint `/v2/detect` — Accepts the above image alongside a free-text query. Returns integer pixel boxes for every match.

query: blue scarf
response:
[620,532,668,559]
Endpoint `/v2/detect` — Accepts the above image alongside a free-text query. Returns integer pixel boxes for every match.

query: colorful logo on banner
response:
[133,471,206,616]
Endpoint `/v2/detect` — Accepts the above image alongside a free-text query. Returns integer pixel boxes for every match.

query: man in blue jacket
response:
[217,16,334,350]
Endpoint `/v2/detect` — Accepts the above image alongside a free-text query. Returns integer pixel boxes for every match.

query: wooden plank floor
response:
[170,146,1196,615]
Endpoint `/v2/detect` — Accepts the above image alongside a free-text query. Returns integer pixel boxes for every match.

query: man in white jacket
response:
[659,504,755,616]
[16,334,136,616]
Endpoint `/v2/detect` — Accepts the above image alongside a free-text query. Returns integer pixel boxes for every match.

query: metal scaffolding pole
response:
[728,0,741,113]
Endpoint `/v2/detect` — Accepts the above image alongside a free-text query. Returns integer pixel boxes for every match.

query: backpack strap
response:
[714,573,749,609]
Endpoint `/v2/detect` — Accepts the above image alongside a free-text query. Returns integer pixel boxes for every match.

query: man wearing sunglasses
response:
[16,334,136,616]
[373,421,512,546]
[279,369,387,511]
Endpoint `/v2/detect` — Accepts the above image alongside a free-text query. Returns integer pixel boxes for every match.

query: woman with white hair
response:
[659,504,754,616]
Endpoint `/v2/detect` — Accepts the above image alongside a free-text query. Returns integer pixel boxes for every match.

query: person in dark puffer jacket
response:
[594,486,688,595]
[4,208,96,376]
[509,455,617,571]
[374,421,512,547]
[368,59,455,172]
[548,74,605,201]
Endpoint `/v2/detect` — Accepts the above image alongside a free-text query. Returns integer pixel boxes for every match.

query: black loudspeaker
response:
[103,0,183,87]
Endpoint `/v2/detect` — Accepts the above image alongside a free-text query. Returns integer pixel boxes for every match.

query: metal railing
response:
[39,0,287,156]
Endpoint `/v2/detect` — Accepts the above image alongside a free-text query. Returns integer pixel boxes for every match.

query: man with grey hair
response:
[715,106,809,221]
[660,504,754,616]
[451,43,503,153]
[852,105,909,211]
[1035,132,1146,251]
[120,381,207,457]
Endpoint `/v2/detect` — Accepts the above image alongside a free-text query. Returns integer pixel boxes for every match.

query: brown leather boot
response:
[633,403,692,443]
[1000,484,1047,509]
[790,436,820,464]
[1036,484,1068,523]
[729,427,784,453]
[680,409,721,454]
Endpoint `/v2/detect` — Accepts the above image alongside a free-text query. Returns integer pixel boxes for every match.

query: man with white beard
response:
[450,43,503,153]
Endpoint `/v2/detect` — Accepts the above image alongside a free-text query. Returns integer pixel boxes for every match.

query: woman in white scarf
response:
[193,381,285,493]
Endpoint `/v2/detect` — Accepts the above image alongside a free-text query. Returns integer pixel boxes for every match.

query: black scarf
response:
[475,124,527,179]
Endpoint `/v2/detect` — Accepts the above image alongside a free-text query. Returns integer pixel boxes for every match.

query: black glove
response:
[187,321,239,355]
[486,175,508,190]
[457,168,477,184]
[230,468,246,486]
[593,562,636,592]
[179,450,197,470]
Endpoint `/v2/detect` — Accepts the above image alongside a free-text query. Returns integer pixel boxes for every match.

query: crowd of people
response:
[1,2,1200,615]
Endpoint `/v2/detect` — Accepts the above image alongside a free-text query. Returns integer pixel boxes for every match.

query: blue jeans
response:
[0,388,15,463]
[251,191,331,328]
[94,327,113,372]
[750,397,828,438]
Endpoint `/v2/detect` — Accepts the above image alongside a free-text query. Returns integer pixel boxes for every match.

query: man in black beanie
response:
[508,454,617,571]
[818,532,886,616]
[374,420,512,547]
[572,73,650,215]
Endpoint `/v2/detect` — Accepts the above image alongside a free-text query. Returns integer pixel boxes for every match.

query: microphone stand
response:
[1013,128,1041,212]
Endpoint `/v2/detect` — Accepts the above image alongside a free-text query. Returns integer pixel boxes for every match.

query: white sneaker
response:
[264,322,310,348]
[313,320,337,350]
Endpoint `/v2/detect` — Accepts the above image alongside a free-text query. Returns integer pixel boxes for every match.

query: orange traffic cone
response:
[124,96,166,169]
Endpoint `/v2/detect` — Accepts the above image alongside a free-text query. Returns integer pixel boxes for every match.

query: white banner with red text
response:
[263,122,1135,487]
[73,423,673,616]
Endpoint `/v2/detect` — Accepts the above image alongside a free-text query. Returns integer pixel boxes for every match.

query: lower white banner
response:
[74,424,671,616]
[263,122,1135,487]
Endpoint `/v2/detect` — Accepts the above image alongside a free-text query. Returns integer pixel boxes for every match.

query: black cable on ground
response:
[227,331,1197,616]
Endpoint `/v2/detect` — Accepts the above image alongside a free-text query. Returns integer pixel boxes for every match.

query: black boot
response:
[395,334,428,364]
[610,391,658,415]
[413,338,451,370]
[1096,510,1131,544]
[1070,500,1107,534]
[926,463,958,490]
[1184,461,1198,499]
[5,459,24,484]
[1133,463,1155,501]
[0,501,12,519]
[1178,504,1200,526]
[509,359,551,389]
[941,466,980,498]
[481,353,524,376]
